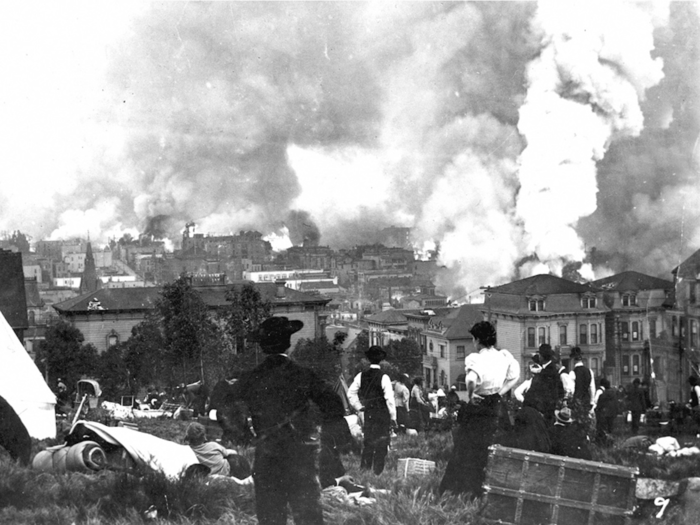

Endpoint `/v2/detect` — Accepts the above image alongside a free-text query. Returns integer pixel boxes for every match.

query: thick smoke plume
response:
[516,1,667,279]
[4,2,697,297]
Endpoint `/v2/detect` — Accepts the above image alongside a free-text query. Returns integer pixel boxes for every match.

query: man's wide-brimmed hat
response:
[538,343,554,362]
[365,345,387,362]
[249,316,303,353]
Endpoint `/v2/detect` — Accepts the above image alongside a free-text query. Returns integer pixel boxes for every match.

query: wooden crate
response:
[483,445,638,525]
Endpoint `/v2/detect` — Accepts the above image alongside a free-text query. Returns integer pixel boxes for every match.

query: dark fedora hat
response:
[365,345,387,363]
[249,316,303,353]
[538,343,554,362]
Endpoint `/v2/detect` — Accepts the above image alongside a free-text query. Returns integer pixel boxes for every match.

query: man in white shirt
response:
[348,346,397,474]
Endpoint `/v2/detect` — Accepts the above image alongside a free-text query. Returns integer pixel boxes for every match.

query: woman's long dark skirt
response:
[439,394,505,497]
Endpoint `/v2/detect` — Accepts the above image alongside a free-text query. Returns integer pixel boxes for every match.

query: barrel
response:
[32,446,69,473]
[66,441,106,472]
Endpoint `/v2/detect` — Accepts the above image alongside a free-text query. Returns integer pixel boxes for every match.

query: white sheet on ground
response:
[72,420,198,479]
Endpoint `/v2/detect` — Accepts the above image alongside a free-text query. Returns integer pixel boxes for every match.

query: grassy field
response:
[1,416,700,524]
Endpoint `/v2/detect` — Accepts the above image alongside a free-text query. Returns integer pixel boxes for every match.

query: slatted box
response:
[483,445,638,525]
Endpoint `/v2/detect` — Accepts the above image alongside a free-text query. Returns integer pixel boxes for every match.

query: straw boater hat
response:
[554,407,573,425]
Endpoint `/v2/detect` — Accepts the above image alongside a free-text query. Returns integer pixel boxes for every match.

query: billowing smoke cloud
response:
[6,2,697,297]
[515,1,667,279]
[579,3,700,279]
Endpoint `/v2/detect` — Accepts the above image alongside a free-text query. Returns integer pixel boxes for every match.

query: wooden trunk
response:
[483,445,638,525]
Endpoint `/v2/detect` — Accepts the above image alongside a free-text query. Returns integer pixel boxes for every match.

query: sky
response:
[0,1,698,299]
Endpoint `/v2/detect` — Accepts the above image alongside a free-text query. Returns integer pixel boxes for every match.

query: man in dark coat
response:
[347,345,397,474]
[0,394,32,466]
[231,316,347,525]
[208,377,255,446]
[550,407,592,460]
[594,378,619,446]
[627,378,648,434]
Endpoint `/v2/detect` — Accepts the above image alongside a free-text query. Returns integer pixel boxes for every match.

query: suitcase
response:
[483,445,638,525]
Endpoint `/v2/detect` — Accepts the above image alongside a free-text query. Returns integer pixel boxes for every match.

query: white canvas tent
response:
[0,311,56,439]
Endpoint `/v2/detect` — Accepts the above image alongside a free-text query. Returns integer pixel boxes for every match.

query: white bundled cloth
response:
[648,436,700,457]
[71,420,198,479]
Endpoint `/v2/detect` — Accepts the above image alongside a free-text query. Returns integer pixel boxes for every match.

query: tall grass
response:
[3,419,700,524]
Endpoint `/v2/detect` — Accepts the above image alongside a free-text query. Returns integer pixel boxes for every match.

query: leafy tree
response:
[37,319,99,392]
[346,330,370,377]
[384,338,423,378]
[346,333,421,379]
[292,335,343,385]
[219,282,272,355]
[96,343,131,400]
[123,313,166,393]
[155,274,219,385]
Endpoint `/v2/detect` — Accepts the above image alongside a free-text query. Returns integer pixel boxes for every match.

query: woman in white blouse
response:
[439,321,520,497]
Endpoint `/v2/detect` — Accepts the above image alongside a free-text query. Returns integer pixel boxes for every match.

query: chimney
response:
[275,279,286,298]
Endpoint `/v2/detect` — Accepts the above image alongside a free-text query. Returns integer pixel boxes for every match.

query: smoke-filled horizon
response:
[1,2,698,299]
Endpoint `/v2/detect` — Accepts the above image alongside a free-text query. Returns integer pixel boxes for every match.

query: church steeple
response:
[79,235,99,294]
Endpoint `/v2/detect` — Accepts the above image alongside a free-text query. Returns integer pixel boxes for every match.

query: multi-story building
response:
[405,305,482,389]
[592,271,675,401]
[482,274,607,379]
[365,309,410,347]
[53,280,330,354]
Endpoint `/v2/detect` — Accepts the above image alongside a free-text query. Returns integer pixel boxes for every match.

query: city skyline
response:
[1,2,698,299]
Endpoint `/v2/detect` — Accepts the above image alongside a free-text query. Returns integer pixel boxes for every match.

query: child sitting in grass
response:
[185,422,251,480]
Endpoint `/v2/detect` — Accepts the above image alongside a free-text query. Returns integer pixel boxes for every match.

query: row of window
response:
[527,293,638,312]
[526,323,602,347]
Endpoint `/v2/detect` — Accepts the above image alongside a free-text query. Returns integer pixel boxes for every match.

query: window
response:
[559,325,567,346]
[590,323,598,344]
[649,318,657,339]
[456,345,466,359]
[429,341,434,354]
[672,316,678,337]
[579,324,588,345]
[622,294,636,307]
[528,298,545,311]
[107,332,119,347]
[538,327,546,345]
[622,354,630,375]
[439,344,445,358]
[440,370,446,387]
[692,320,698,348]
[633,354,640,375]
[691,283,697,305]
[527,327,536,348]
[632,321,640,341]
[591,357,599,377]
[581,296,596,308]
[621,321,629,341]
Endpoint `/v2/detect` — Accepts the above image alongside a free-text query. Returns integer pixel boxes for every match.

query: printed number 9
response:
[654,497,669,519]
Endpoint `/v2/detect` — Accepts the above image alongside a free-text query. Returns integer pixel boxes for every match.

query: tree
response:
[123,313,166,393]
[345,333,422,379]
[346,330,370,377]
[292,335,343,385]
[217,283,272,377]
[37,319,99,392]
[96,343,131,400]
[384,338,423,378]
[155,274,219,385]
[219,283,272,354]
